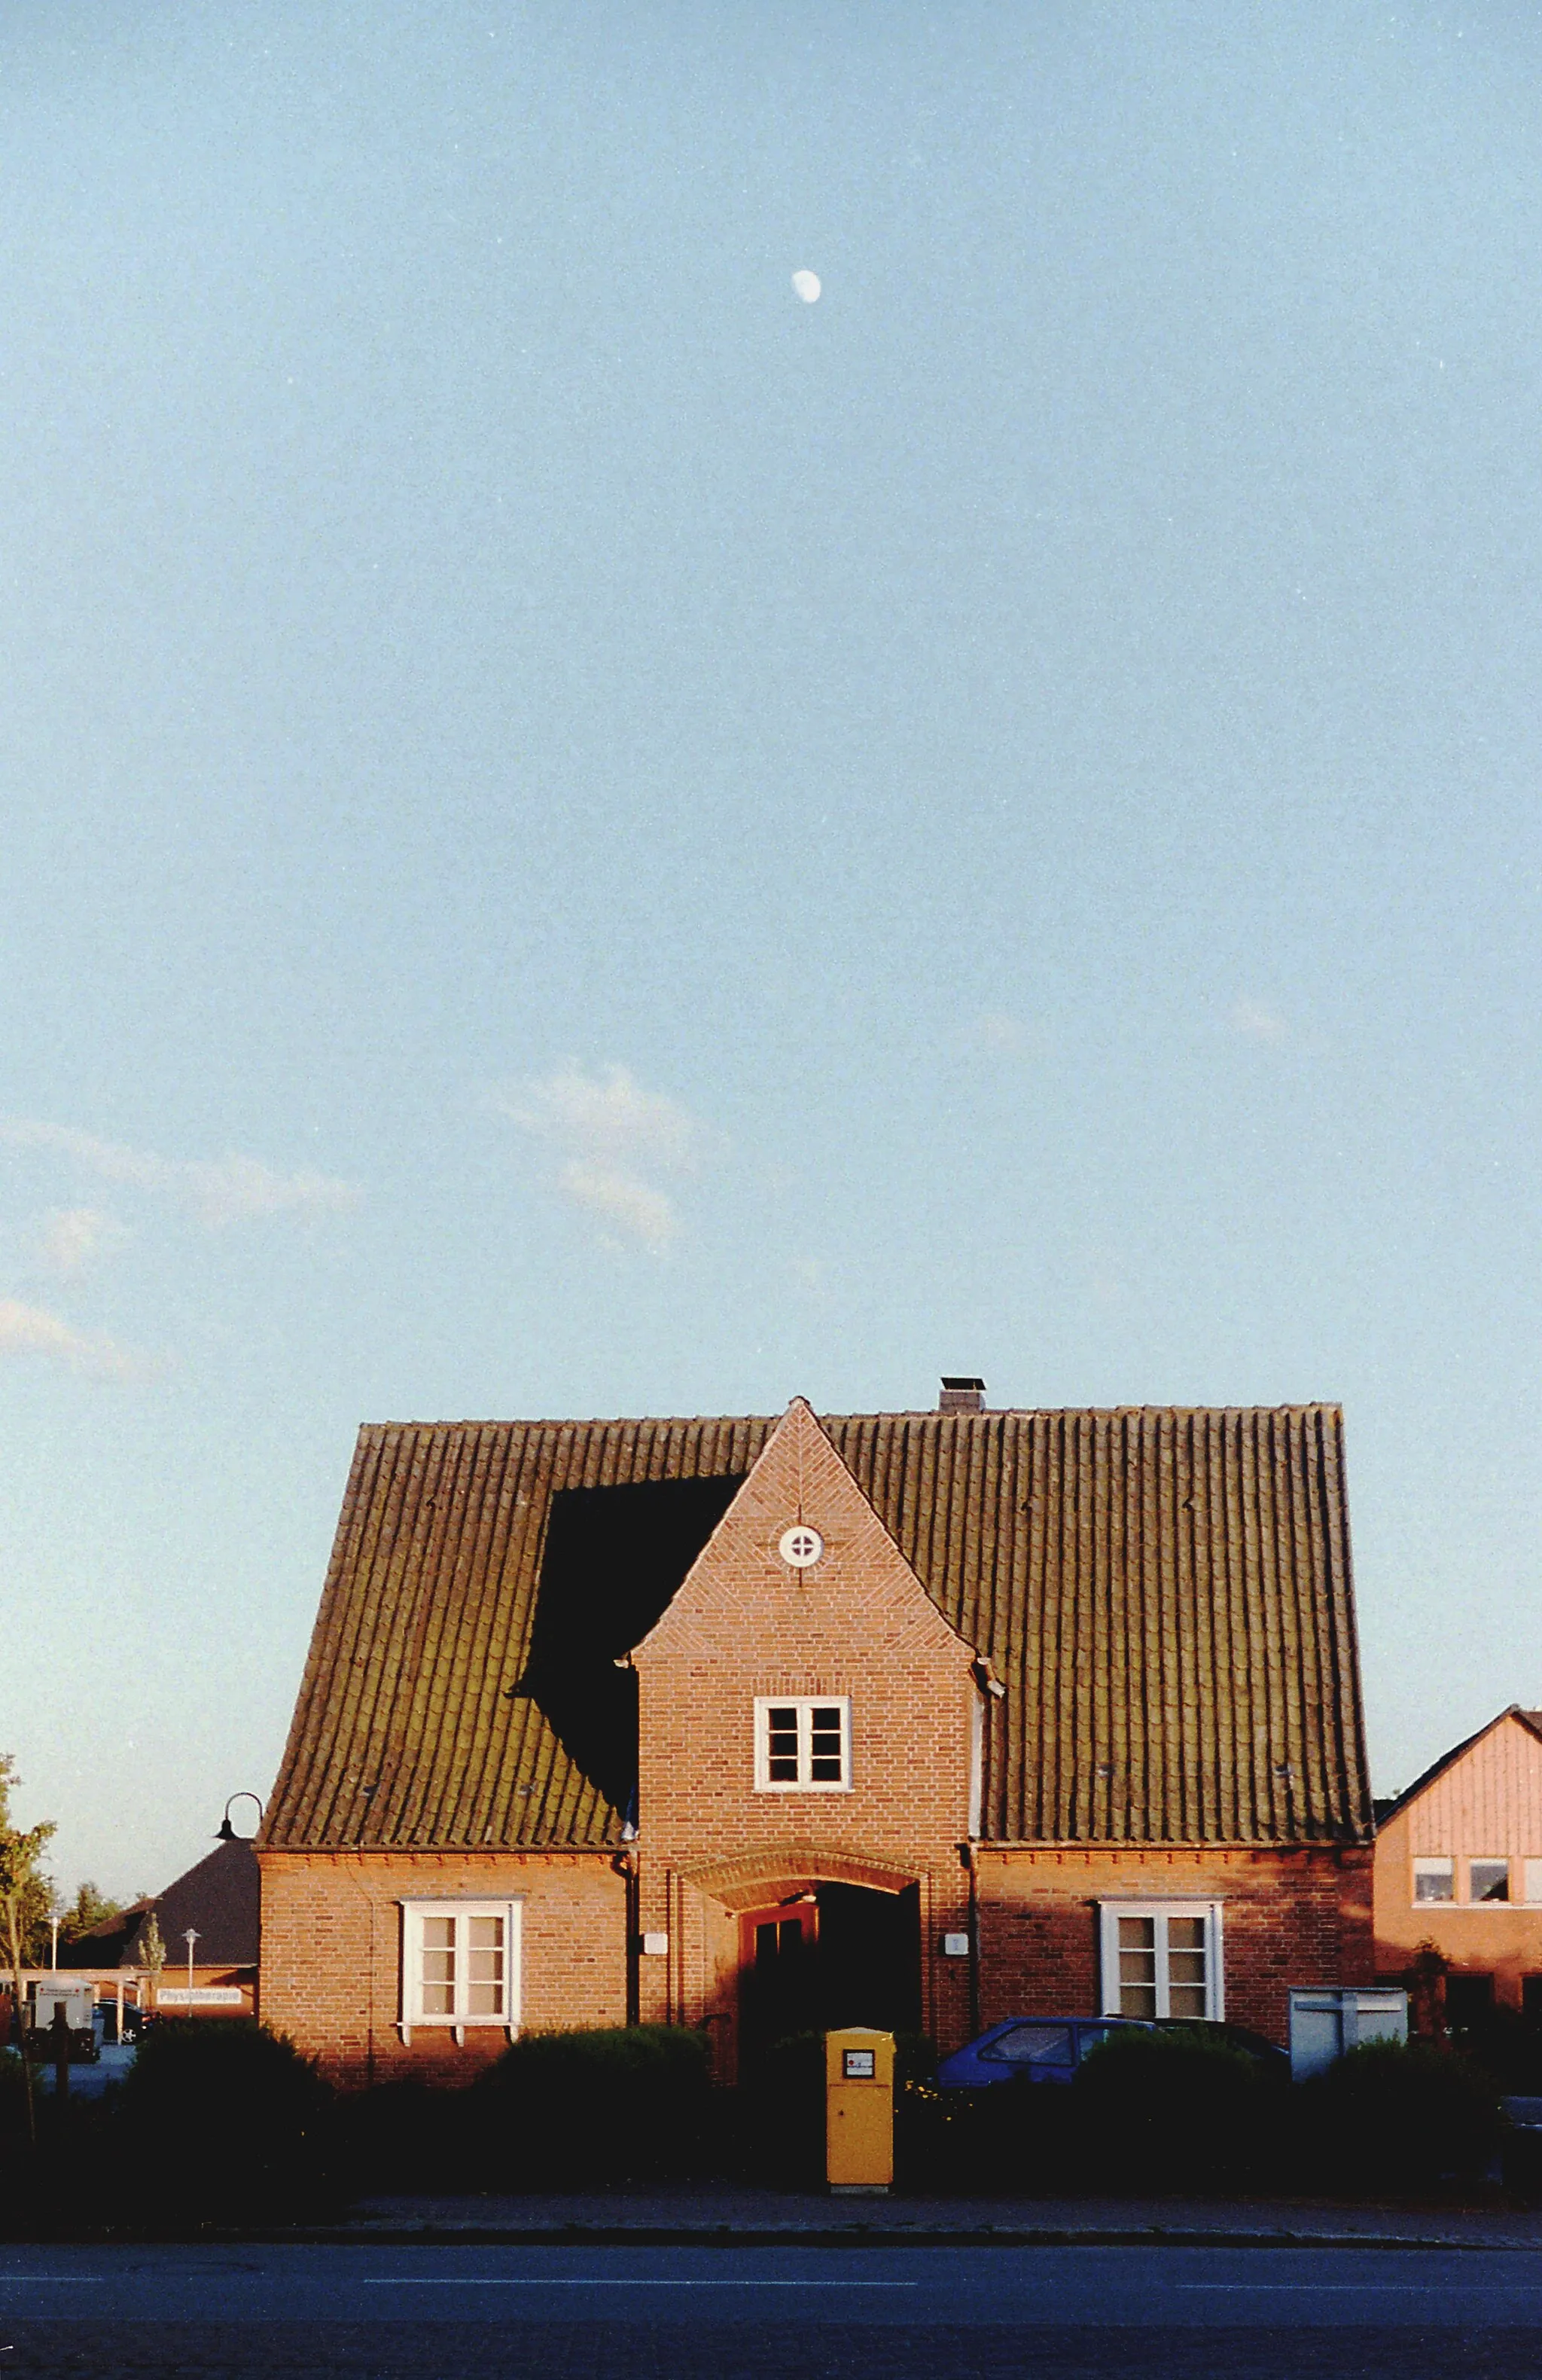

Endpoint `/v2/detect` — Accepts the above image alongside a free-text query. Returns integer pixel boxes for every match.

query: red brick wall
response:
[258,1849,626,2087]
[977,1844,1375,2047]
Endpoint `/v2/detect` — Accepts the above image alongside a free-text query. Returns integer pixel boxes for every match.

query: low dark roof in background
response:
[263,1403,1372,1854]
[59,1838,260,1969]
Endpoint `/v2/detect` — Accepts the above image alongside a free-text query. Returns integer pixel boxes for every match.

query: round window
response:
[778,1524,824,1569]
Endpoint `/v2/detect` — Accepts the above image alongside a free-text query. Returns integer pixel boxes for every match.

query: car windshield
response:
[981,2023,1074,2066]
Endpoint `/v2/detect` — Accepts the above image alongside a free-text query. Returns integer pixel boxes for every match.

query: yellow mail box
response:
[824,2027,894,2192]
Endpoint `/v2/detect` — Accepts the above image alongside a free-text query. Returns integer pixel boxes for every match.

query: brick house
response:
[1373,1705,1542,2028]
[258,1387,1376,2086]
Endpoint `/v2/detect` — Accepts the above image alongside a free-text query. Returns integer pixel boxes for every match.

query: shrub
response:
[0,2049,27,2119]
[908,2074,1077,2195]
[1071,2025,1266,2189]
[472,2025,714,2186]
[331,2078,480,2195]
[1296,2040,1503,2192]
[1448,2005,1542,2095]
[116,2019,334,2219]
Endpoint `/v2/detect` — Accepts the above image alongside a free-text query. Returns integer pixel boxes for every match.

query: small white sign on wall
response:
[641,1932,669,1957]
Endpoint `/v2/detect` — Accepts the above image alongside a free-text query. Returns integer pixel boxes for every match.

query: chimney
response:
[939,1376,986,1414]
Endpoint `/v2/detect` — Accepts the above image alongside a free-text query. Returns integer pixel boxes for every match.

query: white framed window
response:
[1468,1858,1510,1905]
[1412,1857,1455,1904]
[399,1899,521,2046]
[1524,1860,1542,1906]
[754,1697,852,1792]
[1097,1901,1224,2022]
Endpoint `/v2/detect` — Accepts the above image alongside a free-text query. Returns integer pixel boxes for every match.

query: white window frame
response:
[1097,1899,1225,2022]
[398,1898,522,2046]
[1524,1859,1542,1906]
[1412,1856,1455,1905]
[754,1696,852,1793]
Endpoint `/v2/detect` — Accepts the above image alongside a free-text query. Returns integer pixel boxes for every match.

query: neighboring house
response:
[1373,1705,1542,2026]
[258,1387,1376,2087]
[60,1834,261,2015]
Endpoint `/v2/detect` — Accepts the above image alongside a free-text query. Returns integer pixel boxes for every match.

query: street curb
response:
[238,2221,1542,2251]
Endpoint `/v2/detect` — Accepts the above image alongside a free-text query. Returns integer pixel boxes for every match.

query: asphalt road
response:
[2,2242,1542,2376]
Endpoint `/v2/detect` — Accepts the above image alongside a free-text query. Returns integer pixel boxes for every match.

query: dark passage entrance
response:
[737,1882,921,2069]
[817,1882,921,2036]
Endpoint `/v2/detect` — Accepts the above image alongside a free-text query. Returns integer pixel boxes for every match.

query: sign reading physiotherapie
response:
[155,1987,247,2008]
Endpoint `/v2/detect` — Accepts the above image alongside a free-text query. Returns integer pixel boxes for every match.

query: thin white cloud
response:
[492,1064,704,1253]
[968,1010,1040,1054]
[0,1118,359,1228]
[1230,999,1288,1043]
[559,1162,679,1254]
[0,1297,136,1379]
[35,1207,130,1277]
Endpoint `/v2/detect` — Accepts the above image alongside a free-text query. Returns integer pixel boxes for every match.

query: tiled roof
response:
[262,1404,1372,1854]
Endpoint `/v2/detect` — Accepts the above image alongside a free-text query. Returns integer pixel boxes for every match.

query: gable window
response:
[1468,1859,1510,1904]
[1412,1857,1455,1903]
[399,1899,521,2045]
[754,1698,851,1792]
[1097,1901,1224,2022]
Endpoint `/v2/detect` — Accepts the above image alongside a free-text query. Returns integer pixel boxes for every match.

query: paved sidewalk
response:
[338,2186,1542,2248]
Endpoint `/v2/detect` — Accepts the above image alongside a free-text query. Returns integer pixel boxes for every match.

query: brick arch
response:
[681,1841,920,1910]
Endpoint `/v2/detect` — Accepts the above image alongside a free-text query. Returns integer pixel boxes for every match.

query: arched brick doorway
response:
[684,1848,922,2079]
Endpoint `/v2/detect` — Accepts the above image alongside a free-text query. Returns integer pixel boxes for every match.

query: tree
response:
[0,1755,56,2148]
[138,1910,166,2009]
[0,1757,56,1968]
[59,1881,123,1944]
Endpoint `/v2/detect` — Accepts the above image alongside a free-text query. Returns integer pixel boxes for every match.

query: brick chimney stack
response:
[938,1377,986,1414]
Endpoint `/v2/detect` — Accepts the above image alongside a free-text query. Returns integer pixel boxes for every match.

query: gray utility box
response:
[1288,1987,1407,2081]
[32,1985,94,2032]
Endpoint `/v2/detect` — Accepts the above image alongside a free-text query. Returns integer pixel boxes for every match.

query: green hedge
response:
[1070,2025,1271,2189]
[471,2025,714,2186]
[1294,2040,1503,2191]
[116,2019,334,2218]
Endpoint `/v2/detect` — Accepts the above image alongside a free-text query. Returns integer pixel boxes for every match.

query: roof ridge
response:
[358,1401,1346,1433]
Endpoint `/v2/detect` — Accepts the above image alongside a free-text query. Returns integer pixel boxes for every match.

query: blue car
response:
[938,2014,1291,2087]
[937,2015,1152,2088]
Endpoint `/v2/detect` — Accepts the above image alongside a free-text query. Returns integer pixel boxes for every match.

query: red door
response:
[739,1899,818,2063]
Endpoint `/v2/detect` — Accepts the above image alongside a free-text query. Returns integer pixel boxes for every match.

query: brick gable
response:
[631,1401,981,2061]
[634,1399,979,1865]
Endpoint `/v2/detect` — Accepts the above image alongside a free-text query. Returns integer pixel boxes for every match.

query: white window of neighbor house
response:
[1525,1860,1542,1906]
[399,1900,522,2045]
[1468,1859,1511,1904]
[754,1698,852,1791]
[1097,1902,1224,2023]
[1412,1857,1455,1903]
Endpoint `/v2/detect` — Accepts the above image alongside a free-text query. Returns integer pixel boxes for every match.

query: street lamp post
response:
[183,1930,200,2001]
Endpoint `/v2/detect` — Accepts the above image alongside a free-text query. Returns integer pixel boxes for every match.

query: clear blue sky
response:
[3,2,1539,1900]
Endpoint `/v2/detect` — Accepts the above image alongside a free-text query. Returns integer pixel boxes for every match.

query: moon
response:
[791,269,821,304]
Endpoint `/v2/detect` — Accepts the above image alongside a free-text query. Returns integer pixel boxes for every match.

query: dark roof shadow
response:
[517,1473,746,1814]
